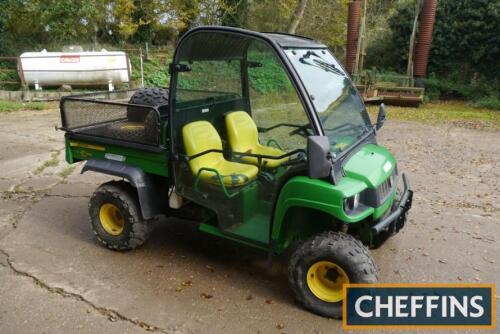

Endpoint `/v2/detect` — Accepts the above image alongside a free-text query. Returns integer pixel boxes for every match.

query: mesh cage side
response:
[61,93,161,147]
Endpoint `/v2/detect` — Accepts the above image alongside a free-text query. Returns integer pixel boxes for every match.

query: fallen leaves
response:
[175,280,193,292]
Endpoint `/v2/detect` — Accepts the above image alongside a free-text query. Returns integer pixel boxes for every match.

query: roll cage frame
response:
[167,26,327,160]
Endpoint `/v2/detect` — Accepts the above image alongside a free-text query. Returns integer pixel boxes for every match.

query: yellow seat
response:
[182,121,258,187]
[225,111,287,168]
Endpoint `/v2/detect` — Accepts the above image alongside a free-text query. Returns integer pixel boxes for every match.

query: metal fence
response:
[0,56,26,89]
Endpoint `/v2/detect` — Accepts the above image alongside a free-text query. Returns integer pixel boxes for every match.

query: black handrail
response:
[180,148,304,162]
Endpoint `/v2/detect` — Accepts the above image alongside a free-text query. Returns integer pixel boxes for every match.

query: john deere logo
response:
[343,284,495,329]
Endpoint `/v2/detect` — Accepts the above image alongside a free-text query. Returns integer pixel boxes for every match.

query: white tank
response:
[19,49,131,87]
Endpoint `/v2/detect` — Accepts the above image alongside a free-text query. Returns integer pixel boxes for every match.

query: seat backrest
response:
[182,121,223,175]
[225,111,258,152]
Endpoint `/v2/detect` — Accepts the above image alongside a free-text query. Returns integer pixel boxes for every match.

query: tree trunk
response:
[287,0,308,34]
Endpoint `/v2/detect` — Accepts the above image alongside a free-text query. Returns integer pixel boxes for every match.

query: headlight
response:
[344,193,360,212]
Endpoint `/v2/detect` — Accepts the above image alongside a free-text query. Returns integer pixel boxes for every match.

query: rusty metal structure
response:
[346,0,361,75]
[414,0,437,78]
[349,0,437,107]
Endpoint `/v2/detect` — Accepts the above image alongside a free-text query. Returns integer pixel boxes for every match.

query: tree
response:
[220,0,248,27]
[287,0,308,34]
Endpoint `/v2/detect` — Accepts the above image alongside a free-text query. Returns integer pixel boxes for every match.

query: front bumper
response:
[371,173,413,235]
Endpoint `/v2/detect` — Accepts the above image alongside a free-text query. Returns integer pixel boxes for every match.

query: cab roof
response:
[176,26,327,61]
[263,32,326,49]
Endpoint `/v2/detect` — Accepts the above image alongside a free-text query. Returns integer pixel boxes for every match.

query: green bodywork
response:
[65,136,398,253]
[66,128,396,253]
[66,138,168,176]
[271,144,397,252]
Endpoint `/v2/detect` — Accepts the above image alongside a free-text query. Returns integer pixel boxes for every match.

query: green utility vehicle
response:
[59,26,412,318]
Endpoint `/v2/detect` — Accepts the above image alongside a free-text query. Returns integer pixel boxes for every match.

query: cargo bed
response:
[60,90,167,149]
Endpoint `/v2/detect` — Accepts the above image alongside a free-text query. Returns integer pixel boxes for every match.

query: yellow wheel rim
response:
[306,261,350,303]
[99,203,125,236]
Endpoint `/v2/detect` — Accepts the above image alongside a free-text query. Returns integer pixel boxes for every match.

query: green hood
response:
[343,144,396,188]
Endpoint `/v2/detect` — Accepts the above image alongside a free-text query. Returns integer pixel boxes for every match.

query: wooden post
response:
[406,0,422,87]
[139,48,145,88]
[358,0,368,74]
[353,0,367,76]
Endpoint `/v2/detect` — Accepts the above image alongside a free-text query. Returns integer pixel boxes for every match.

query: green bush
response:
[130,53,171,88]
[424,74,499,110]
[247,52,293,95]
[472,96,500,110]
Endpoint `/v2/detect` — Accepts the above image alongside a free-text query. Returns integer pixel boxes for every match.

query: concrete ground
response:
[0,108,498,334]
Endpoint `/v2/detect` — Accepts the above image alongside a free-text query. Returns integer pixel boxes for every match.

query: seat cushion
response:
[200,159,258,187]
[226,111,287,168]
[182,121,258,187]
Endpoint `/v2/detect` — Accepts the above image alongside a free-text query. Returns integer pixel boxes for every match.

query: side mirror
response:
[375,103,387,131]
[307,136,331,179]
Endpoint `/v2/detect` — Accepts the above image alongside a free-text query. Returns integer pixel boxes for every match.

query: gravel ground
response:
[0,108,498,334]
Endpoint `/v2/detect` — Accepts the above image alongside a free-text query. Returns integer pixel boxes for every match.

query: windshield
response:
[284,48,372,154]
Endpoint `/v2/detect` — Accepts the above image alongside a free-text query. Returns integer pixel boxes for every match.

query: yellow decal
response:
[69,141,105,152]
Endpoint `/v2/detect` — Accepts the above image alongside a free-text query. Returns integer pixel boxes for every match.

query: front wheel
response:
[89,181,152,251]
[288,231,378,318]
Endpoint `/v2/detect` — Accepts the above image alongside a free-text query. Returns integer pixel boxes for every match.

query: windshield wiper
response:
[299,50,320,61]
[313,59,344,76]
[298,52,344,76]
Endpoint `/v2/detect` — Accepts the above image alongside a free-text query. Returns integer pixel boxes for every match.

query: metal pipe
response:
[414,0,437,77]
[346,1,361,75]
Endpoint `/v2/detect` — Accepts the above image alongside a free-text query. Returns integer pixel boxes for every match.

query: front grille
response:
[358,167,398,208]
[378,175,393,201]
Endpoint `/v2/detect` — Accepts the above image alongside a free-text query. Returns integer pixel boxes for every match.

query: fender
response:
[81,159,164,220]
[271,176,374,245]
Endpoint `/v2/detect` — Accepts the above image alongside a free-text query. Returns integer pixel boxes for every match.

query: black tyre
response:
[127,87,169,122]
[288,231,378,318]
[89,181,151,251]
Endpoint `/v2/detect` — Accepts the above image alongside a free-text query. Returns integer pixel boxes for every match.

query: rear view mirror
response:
[376,103,387,131]
[307,136,331,179]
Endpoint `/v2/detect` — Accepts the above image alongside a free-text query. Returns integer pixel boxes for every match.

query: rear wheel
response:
[288,231,378,318]
[89,181,151,251]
